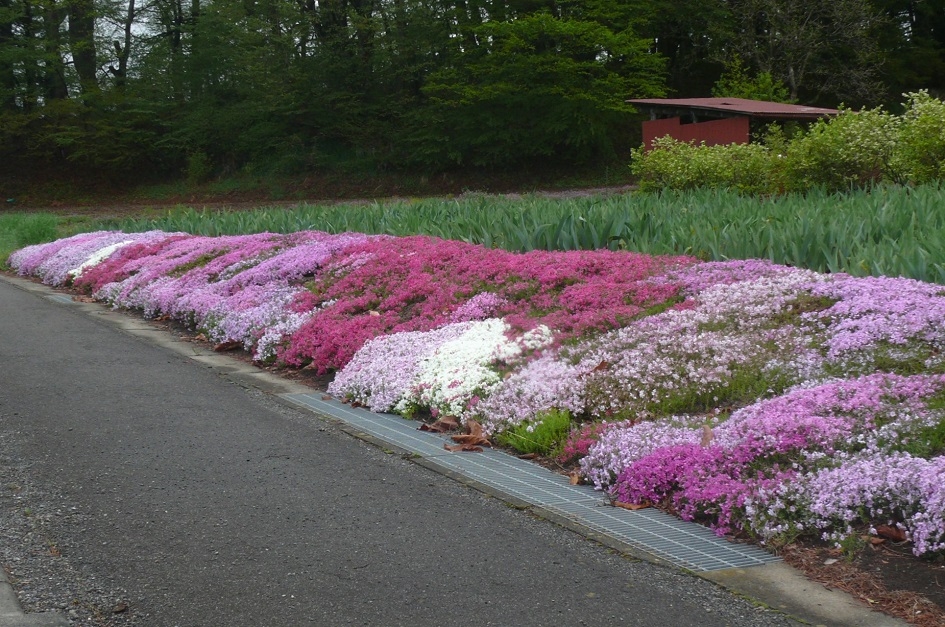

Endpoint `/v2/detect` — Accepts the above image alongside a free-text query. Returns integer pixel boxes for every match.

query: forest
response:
[0,0,943,191]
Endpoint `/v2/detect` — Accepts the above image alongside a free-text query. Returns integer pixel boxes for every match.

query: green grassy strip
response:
[0,212,59,264]
[9,184,945,284]
[0,213,103,267]
[99,184,945,284]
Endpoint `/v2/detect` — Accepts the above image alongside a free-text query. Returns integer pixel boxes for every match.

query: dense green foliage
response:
[0,212,87,262]
[494,409,573,456]
[632,92,945,193]
[1,0,942,191]
[96,184,945,284]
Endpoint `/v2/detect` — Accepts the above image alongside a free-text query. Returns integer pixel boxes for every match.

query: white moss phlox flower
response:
[398,319,553,420]
[67,240,135,279]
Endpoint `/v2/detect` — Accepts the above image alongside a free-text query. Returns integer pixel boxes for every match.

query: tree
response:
[712,56,791,102]
[722,0,886,106]
[415,13,666,168]
[871,0,945,101]
[67,0,97,91]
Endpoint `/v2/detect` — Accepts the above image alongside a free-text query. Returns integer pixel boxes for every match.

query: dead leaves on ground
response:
[419,416,459,433]
[432,417,492,453]
[614,500,651,511]
[875,524,908,543]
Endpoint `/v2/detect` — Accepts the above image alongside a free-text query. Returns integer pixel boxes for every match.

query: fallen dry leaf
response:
[580,360,610,378]
[444,420,490,451]
[568,471,582,485]
[451,420,490,446]
[419,416,459,433]
[72,295,96,303]
[614,501,650,511]
[112,602,128,614]
[444,443,483,453]
[213,340,242,352]
[875,525,908,543]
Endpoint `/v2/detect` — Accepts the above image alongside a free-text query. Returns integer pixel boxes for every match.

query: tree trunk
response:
[68,0,98,92]
[43,0,69,100]
[109,0,134,87]
[0,0,16,109]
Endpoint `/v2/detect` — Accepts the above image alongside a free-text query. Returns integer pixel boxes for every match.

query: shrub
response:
[782,107,900,192]
[631,93,945,194]
[630,137,778,194]
[893,91,945,185]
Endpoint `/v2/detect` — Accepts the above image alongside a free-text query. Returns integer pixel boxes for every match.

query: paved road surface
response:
[0,276,800,627]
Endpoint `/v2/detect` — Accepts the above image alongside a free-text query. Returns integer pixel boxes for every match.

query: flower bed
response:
[9,230,945,558]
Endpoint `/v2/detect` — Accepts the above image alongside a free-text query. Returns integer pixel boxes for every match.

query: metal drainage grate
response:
[283,393,780,573]
[45,294,74,305]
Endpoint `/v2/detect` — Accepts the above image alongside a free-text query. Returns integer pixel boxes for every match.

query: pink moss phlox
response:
[804,275,945,364]
[715,372,945,461]
[327,322,479,412]
[475,354,586,434]
[601,373,945,542]
[558,421,615,466]
[11,231,175,287]
[282,236,693,372]
[92,234,243,312]
[579,417,705,490]
[73,234,191,293]
[657,259,807,297]
[450,292,508,323]
[9,231,115,277]
[792,453,945,555]
[82,231,377,352]
[612,442,798,536]
[574,268,826,419]
[613,444,724,504]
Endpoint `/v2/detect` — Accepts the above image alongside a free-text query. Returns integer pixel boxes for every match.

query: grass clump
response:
[494,409,573,456]
[0,212,60,266]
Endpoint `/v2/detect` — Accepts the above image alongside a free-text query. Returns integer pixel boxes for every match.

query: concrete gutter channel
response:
[0,274,907,627]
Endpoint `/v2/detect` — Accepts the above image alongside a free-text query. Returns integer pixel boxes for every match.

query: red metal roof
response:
[627,97,838,120]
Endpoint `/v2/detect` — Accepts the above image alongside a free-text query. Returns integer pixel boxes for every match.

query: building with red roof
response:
[628,98,839,150]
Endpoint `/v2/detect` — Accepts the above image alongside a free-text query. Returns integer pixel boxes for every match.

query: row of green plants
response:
[99,183,945,284]
[631,91,945,194]
[0,213,61,260]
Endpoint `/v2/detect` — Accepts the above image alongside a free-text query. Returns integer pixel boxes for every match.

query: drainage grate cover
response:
[283,392,779,572]
[45,294,74,305]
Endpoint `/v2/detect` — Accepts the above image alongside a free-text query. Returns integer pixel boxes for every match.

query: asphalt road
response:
[0,276,801,627]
